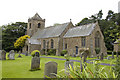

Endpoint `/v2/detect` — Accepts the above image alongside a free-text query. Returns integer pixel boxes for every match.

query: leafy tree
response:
[1,22,27,52]
[14,35,30,50]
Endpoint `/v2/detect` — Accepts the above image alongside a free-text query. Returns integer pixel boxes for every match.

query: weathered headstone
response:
[17,51,22,58]
[31,56,40,70]
[65,61,74,74]
[100,53,104,60]
[8,50,15,60]
[25,51,28,56]
[107,56,112,60]
[116,52,119,58]
[0,50,6,60]
[44,61,57,78]
[112,52,114,59]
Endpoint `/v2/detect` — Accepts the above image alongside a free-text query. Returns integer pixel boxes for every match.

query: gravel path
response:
[40,56,115,66]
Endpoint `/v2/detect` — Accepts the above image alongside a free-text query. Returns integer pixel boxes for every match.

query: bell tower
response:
[27,13,45,37]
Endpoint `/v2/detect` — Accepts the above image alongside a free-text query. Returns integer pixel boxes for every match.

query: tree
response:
[1,22,27,52]
[14,35,30,50]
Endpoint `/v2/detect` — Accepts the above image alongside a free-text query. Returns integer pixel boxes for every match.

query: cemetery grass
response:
[2,54,116,78]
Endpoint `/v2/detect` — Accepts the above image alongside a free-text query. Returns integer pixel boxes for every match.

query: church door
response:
[75,46,78,55]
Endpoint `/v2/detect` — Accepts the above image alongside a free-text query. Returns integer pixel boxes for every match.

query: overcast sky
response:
[0,0,120,27]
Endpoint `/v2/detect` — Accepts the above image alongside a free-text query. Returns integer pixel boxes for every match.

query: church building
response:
[22,13,107,57]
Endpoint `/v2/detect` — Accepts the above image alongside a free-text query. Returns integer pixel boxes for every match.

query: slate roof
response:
[27,38,41,44]
[64,23,96,38]
[114,39,120,44]
[31,22,70,39]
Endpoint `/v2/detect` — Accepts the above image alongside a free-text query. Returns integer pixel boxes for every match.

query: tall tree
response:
[1,22,27,52]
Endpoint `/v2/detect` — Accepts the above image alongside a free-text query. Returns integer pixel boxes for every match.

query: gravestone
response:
[112,52,114,59]
[31,56,40,70]
[65,61,74,75]
[100,53,104,60]
[25,51,28,56]
[116,52,119,58]
[8,50,15,60]
[0,50,6,60]
[44,61,57,78]
[107,56,112,60]
[17,51,22,58]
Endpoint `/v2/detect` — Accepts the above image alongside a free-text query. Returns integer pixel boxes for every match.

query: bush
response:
[95,48,100,54]
[47,49,56,55]
[61,50,67,56]
[31,50,40,57]
[107,51,113,55]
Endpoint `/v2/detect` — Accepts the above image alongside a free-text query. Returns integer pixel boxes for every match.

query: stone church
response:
[22,13,107,57]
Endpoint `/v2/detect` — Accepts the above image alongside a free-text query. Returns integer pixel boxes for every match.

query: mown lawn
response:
[0,60,2,79]
[2,54,117,78]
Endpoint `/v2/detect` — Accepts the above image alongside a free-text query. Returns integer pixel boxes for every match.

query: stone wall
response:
[63,23,107,57]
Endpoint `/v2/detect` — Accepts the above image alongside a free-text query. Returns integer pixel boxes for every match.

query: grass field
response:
[2,53,117,78]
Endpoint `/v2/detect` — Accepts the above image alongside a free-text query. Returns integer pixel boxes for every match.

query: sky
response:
[0,0,120,27]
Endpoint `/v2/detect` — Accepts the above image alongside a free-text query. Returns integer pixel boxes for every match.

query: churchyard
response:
[1,51,118,78]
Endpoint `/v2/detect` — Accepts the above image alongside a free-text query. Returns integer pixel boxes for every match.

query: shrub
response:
[31,50,40,57]
[95,48,100,54]
[47,49,56,55]
[64,54,70,61]
[61,50,67,56]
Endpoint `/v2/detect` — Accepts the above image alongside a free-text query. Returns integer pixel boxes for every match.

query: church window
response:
[38,23,41,28]
[81,37,86,47]
[65,43,67,49]
[51,39,54,49]
[95,31,100,48]
[43,40,46,49]
[29,23,31,29]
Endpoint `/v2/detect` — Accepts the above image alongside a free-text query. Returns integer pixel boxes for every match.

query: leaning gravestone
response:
[0,50,6,60]
[8,50,15,60]
[25,51,28,56]
[31,53,40,70]
[44,61,57,78]
[17,51,22,58]
[107,56,112,60]
[65,61,74,75]
[100,53,104,60]
[112,52,114,59]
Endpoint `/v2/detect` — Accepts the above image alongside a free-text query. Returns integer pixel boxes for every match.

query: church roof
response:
[64,23,96,38]
[27,38,41,44]
[31,22,70,39]
[114,39,120,44]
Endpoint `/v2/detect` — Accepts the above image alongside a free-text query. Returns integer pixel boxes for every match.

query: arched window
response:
[81,37,86,47]
[43,40,46,49]
[95,31,101,48]
[29,23,31,29]
[51,39,54,49]
[65,43,67,49]
[38,23,41,28]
